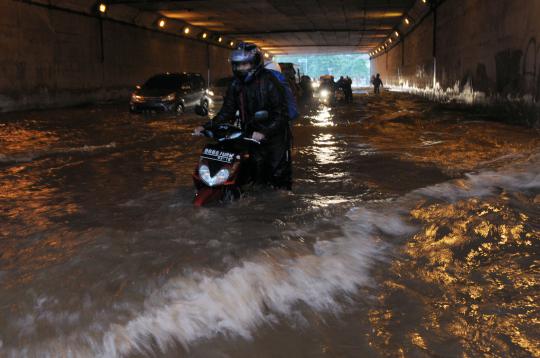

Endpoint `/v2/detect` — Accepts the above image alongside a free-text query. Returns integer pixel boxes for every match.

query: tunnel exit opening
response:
[274,53,370,87]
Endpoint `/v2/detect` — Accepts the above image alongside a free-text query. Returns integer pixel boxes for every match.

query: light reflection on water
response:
[309,105,334,127]
[369,190,539,357]
[312,133,342,165]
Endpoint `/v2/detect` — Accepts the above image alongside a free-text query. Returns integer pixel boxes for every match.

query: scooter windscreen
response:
[203,124,242,141]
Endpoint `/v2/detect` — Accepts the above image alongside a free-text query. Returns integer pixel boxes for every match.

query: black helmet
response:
[230,42,263,82]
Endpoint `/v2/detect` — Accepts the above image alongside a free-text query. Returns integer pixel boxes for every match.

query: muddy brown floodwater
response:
[0,91,538,357]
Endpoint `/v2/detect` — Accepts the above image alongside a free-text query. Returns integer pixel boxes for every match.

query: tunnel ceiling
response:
[110,0,416,55]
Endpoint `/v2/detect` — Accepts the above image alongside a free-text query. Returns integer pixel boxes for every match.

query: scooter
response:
[192,107,267,206]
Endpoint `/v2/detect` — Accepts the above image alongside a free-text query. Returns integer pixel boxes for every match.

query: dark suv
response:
[130,73,209,114]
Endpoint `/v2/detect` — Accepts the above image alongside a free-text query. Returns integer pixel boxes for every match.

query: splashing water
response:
[1,94,538,357]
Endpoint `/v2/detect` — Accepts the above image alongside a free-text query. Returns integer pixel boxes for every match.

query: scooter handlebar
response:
[192,127,260,144]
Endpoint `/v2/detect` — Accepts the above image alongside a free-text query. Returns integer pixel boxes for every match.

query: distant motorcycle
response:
[335,87,346,103]
[192,107,268,206]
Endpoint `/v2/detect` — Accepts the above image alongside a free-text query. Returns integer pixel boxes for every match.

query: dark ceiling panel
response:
[112,0,417,54]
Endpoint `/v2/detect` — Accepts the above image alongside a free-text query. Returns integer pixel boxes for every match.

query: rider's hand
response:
[251,131,265,142]
[193,126,205,136]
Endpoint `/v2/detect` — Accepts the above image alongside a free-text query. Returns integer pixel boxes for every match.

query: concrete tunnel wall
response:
[370,0,540,108]
[0,1,232,112]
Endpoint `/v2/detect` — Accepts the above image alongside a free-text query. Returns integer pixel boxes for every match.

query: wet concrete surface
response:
[0,90,538,357]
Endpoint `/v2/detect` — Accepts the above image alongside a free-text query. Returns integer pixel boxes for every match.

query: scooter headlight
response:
[320,89,329,98]
[199,164,230,187]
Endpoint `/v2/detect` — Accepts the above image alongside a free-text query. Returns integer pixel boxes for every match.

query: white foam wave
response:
[98,210,403,356]
[416,167,540,201]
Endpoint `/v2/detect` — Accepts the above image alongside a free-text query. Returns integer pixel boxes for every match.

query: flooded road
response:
[0,91,538,357]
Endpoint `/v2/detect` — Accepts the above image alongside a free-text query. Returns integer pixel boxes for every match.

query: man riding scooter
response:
[194,43,292,190]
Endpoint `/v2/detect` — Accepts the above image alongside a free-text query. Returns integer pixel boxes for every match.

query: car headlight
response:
[206,89,215,96]
[199,164,230,187]
[320,89,329,98]
[131,94,144,103]
[162,93,176,101]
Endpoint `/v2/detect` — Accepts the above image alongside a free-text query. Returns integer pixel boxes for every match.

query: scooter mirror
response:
[254,110,269,121]
[195,105,208,116]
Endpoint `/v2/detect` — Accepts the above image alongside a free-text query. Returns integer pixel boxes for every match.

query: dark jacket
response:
[213,69,289,141]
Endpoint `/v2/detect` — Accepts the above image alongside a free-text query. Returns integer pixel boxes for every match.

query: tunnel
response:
[0,0,539,357]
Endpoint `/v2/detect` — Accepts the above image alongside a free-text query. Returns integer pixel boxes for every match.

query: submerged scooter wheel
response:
[221,187,241,203]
